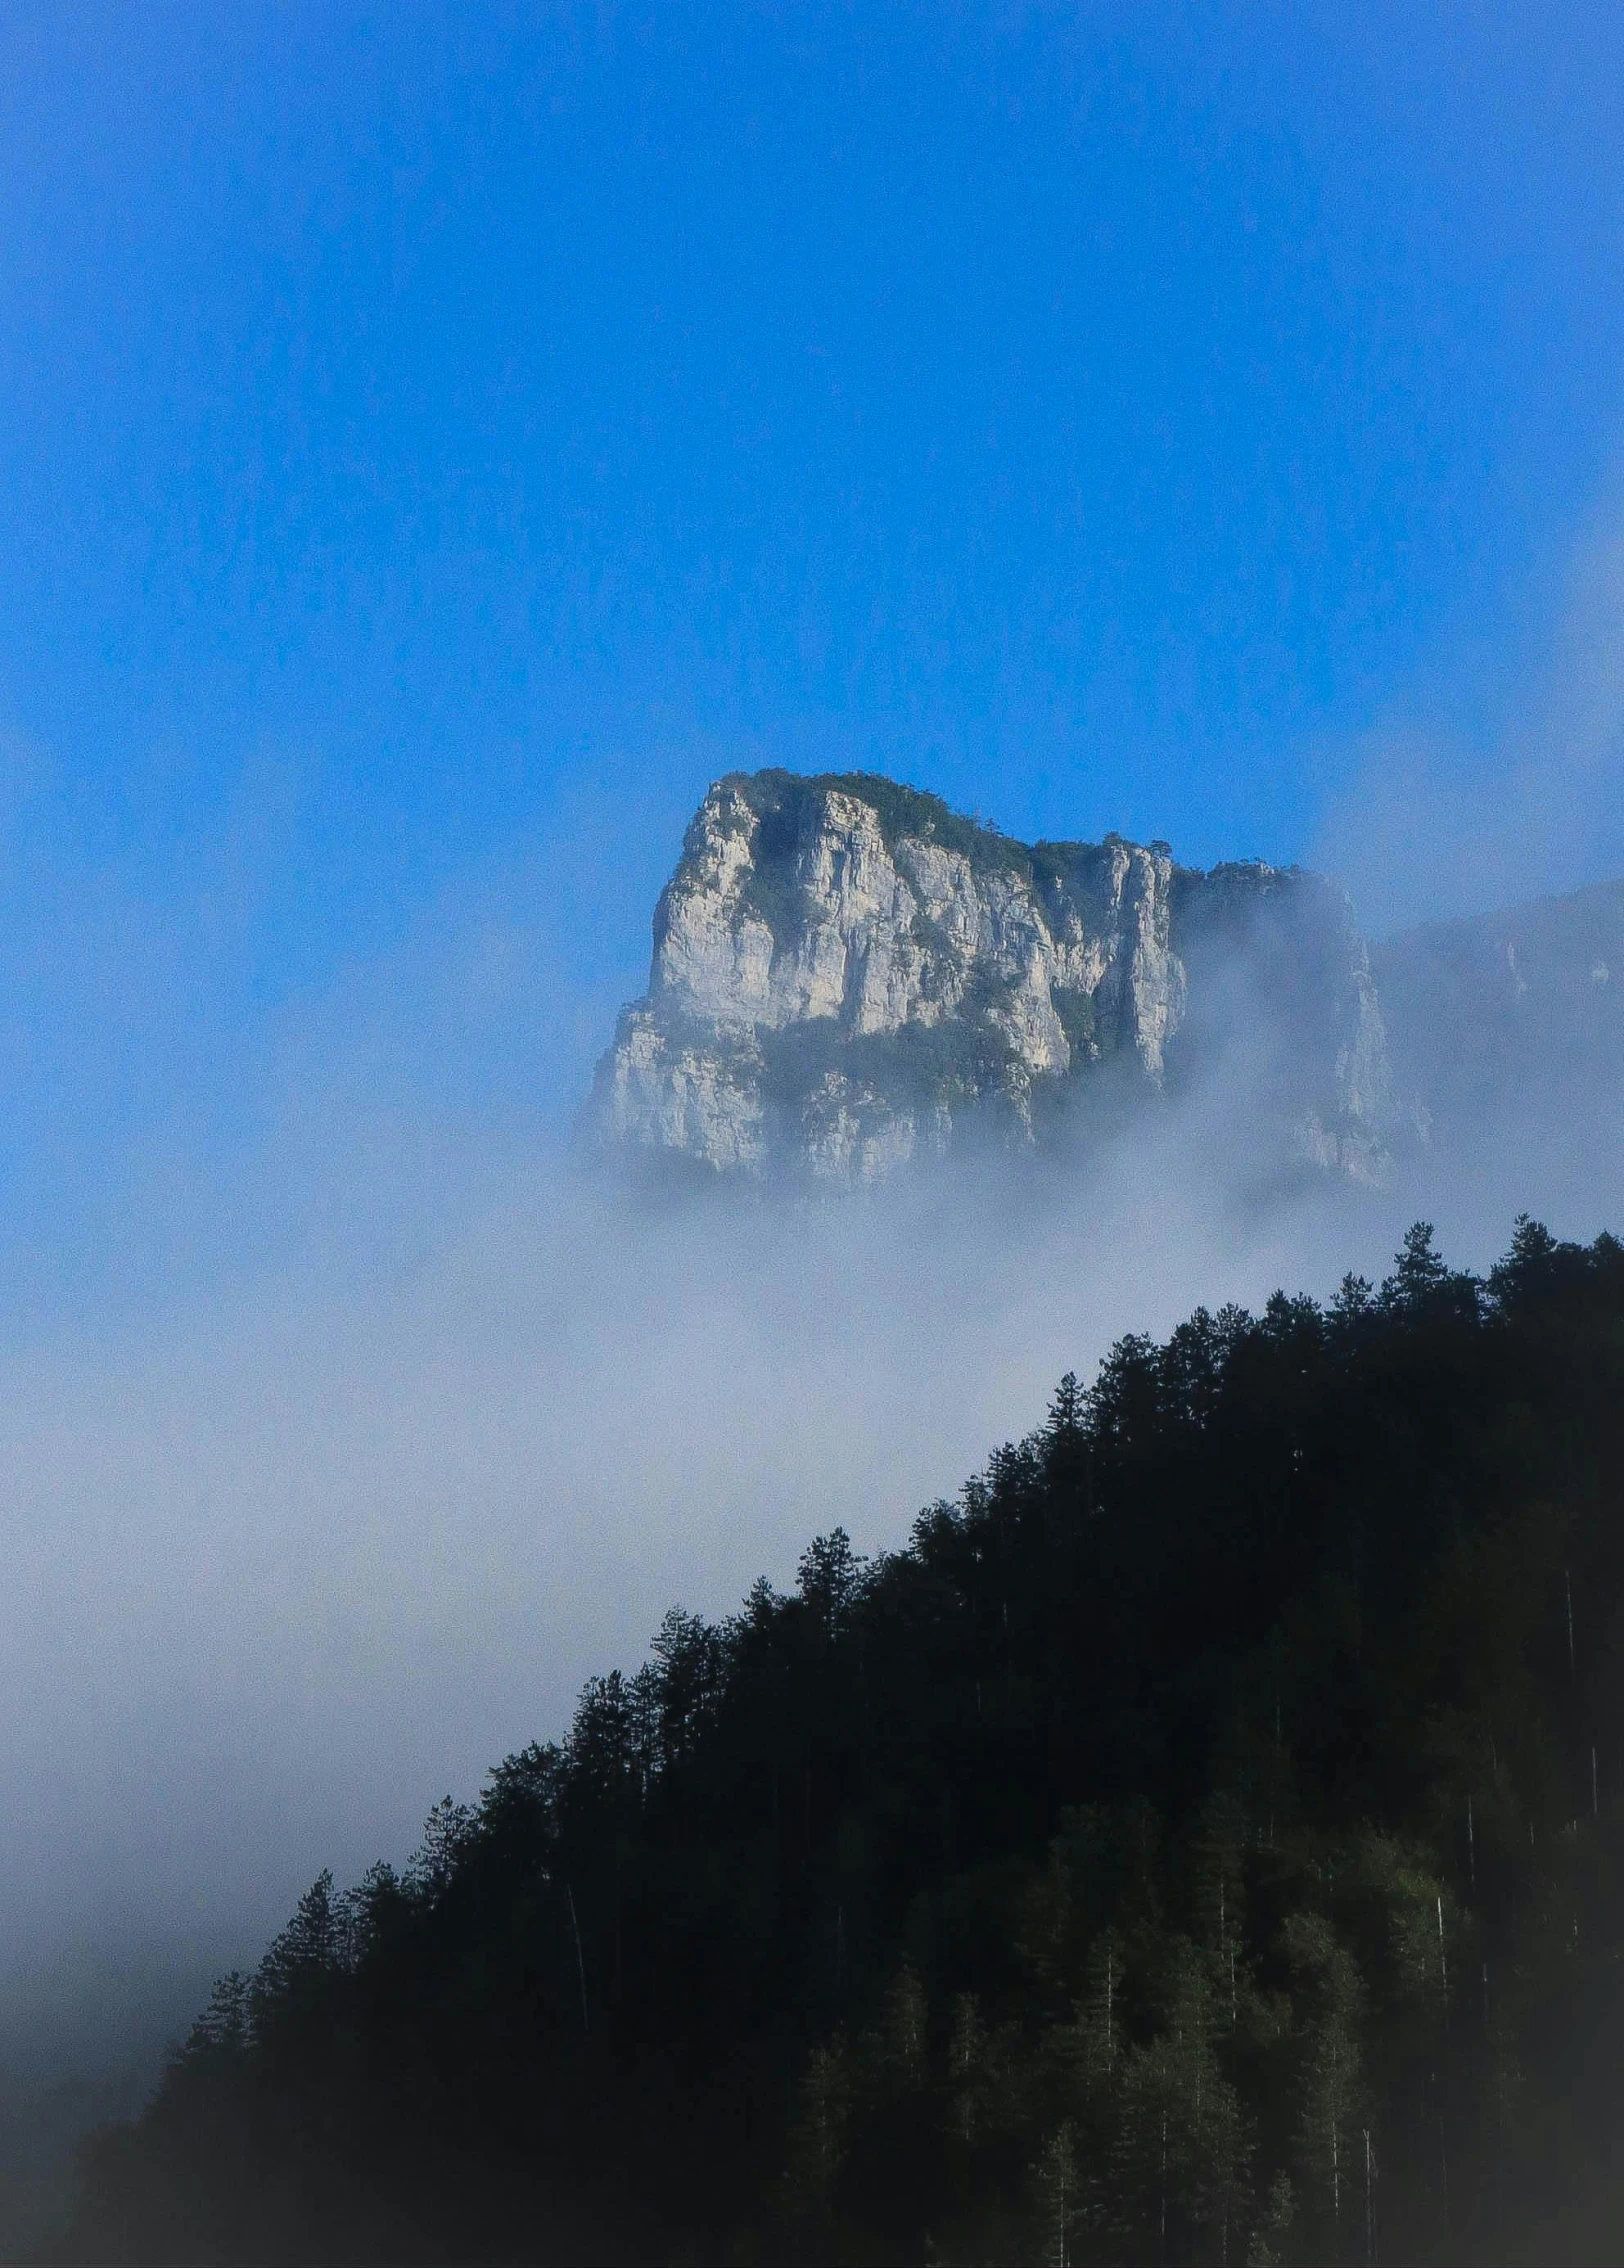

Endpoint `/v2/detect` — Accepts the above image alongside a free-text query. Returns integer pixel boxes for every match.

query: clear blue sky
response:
[2,1,1623,1290]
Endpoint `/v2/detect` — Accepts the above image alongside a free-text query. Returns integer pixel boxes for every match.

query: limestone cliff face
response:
[584,771,1395,1185]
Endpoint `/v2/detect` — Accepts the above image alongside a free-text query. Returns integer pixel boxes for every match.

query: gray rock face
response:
[583,770,1396,1185]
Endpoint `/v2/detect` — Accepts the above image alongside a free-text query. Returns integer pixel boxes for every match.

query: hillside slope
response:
[60,1219,1624,2267]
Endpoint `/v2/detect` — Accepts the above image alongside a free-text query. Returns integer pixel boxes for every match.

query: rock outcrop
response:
[583,770,1396,1186]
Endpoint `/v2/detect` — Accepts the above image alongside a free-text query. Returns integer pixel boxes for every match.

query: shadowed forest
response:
[57,1219,1624,2265]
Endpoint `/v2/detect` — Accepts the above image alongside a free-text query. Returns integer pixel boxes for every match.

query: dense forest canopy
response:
[60,1220,1624,2265]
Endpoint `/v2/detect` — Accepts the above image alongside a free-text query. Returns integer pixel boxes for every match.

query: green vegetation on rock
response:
[724,768,1040,882]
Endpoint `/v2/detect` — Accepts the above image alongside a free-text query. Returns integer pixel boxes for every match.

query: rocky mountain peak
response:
[582,769,1394,1186]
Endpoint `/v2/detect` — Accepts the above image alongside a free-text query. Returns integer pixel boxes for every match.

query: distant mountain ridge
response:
[582,769,1397,1186]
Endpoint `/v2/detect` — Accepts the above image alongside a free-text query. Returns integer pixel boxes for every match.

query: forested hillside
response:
[61,1221,1624,2266]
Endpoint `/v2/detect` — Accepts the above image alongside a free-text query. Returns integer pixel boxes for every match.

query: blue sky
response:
[3,0,1624,1291]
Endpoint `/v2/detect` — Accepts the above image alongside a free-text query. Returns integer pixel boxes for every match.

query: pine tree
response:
[183,1971,252,2060]
[1032,2121,1081,2268]
[1194,1794,1249,2034]
[948,1993,989,2146]
[1284,1913,1368,2259]
[404,1796,473,1901]
[880,1961,929,2088]
[786,2036,852,2221]
[797,1528,867,1640]
[1070,1927,1127,2102]
[1247,2170,1296,2267]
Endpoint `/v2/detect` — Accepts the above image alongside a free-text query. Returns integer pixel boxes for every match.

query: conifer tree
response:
[1032,2121,1081,2268]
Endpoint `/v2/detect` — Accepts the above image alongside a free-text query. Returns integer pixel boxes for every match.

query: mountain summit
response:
[582,770,1395,1185]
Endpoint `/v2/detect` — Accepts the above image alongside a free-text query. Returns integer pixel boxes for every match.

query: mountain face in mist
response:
[1376,877,1624,1154]
[584,770,1395,1185]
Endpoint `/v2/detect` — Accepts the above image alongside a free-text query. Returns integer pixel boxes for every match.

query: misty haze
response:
[5,7,1624,2265]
